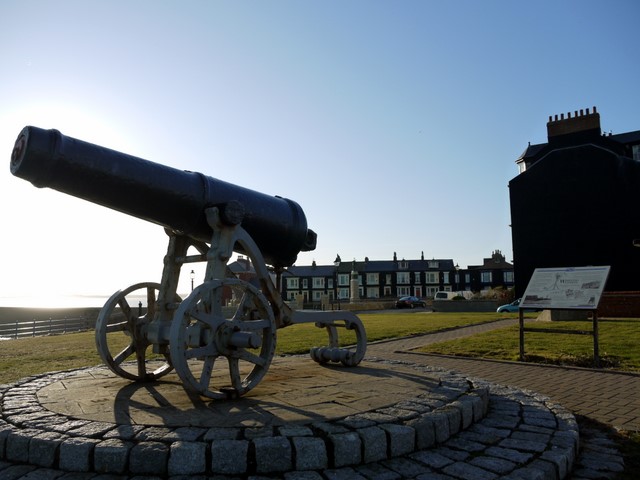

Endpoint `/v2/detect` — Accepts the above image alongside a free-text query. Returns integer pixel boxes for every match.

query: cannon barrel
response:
[10,126,316,267]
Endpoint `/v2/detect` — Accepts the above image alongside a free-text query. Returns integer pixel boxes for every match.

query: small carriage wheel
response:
[95,282,176,381]
[170,278,276,399]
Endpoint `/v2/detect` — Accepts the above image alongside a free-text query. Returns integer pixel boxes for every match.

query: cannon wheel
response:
[170,278,276,399]
[95,282,175,381]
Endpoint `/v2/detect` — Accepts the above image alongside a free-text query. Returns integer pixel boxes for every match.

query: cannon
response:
[11,126,366,399]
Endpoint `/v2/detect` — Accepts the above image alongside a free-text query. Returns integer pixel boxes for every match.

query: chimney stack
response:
[547,106,600,141]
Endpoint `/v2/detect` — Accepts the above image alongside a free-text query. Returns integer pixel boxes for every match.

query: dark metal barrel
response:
[10,126,316,267]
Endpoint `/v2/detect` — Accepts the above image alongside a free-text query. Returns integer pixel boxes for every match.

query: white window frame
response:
[313,277,325,289]
[425,272,438,284]
[397,272,410,284]
[366,273,379,285]
[286,277,299,289]
[397,286,410,296]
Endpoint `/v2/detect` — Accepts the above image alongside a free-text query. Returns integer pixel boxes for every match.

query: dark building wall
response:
[509,143,640,296]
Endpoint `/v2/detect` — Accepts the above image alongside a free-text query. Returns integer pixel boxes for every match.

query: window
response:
[328,278,334,289]
[338,288,349,299]
[338,274,349,286]
[384,286,392,297]
[367,273,379,285]
[313,277,325,289]
[443,272,449,284]
[396,272,410,284]
[414,272,421,283]
[425,272,438,283]
[366,287,379,298]
[633,144,640,162]
[313,291,322,301]
[504,271,514,283]
[302,279,308,289]
[465,273,471,283]
[426,286,438,296]
[428,261,439,268]
[399,261,409,269]
[286,278,299,289]
[397,286,410,296]
[386,274,391,285]
[481,272,492,283]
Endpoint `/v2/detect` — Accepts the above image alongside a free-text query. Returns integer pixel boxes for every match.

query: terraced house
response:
[280,250,514,306]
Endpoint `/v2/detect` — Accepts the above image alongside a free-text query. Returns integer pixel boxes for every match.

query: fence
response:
[0,315,95,340]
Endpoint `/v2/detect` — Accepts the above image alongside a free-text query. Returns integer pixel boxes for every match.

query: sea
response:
[0,295,111,309]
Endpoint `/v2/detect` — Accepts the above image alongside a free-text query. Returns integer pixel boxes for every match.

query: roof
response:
[609,129,640,145]
[284,264,336,277]
[517,129,640,167]
[283,258,457,276]
[336,258,455,274]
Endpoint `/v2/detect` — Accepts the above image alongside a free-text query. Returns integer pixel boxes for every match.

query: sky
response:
[1,0,638,307]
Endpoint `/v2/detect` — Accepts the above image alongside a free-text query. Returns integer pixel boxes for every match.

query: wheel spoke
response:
[105,320,128,334]
[198,355,216,390]
[189,308,223,330]
[117,297,132,321]
[228,357,243,391]
[113,343,136,365]
[235,348,268,367]
[185,344,217,360]
[232,291,254,320]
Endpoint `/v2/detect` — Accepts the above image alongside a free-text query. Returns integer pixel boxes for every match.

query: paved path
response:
[367,318,640,432]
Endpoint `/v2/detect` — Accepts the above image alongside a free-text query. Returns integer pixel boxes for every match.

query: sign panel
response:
[520,266,610,310]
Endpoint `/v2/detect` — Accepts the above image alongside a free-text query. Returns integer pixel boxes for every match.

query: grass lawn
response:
[0,311,507,385]
[417,317,640,372]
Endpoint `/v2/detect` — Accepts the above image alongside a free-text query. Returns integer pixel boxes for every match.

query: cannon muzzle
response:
[11,126,316,267]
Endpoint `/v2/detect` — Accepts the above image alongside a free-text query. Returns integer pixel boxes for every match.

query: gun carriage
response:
[10,126,366,399]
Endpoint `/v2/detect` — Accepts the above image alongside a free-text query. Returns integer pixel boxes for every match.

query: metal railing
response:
[0,316,94,340]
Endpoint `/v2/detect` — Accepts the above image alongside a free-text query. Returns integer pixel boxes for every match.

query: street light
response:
[190,270,195,292]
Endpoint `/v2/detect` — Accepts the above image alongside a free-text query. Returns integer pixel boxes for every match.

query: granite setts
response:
[0,360,580,479]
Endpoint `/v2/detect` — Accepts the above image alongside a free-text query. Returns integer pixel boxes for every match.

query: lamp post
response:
[190,270,195,292]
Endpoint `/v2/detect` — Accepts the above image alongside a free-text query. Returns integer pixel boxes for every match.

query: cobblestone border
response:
[0,360,488,476]
[0,360,583,479]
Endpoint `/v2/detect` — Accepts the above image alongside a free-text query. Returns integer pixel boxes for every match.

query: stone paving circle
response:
[0,355,582,479]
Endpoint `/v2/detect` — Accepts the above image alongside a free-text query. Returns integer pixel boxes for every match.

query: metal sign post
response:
[518,266,610,368]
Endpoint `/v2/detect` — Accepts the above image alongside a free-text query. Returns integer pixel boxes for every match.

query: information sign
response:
[520,266,610,310]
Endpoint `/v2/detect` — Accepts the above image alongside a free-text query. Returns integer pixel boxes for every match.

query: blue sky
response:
[1,1,638,305]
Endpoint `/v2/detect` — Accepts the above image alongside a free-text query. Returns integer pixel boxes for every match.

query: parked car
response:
[496,298,542,313]
[395,296,427,309]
